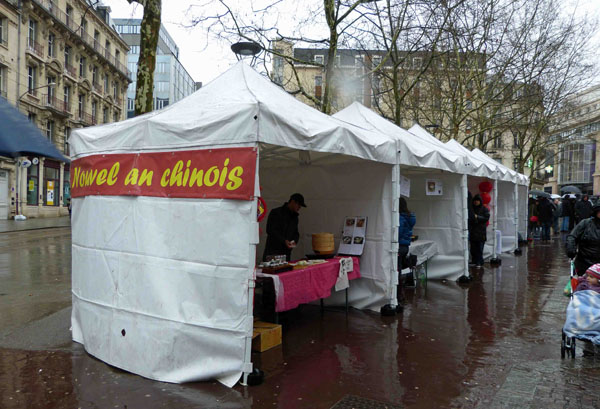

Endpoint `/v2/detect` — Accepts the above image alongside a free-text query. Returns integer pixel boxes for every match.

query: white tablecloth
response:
[408,240,438,265]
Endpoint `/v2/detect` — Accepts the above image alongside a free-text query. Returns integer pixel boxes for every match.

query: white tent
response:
[69,63,404,387]
[334,104,470,280]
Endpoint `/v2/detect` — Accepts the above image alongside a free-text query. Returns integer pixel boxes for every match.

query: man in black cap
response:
[263,193,306,262]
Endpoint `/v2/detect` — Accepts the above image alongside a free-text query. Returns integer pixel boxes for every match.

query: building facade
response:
[0,0,129,218]
[544,85,600,195]
[272,41,541,185]
[113,19,197,118]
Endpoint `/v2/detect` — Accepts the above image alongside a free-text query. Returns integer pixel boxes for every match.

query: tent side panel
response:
[518,185,528,239]
[409,172,465,280]
[71,196,253,386]
[497,181,517,252]
[258,160,393,311]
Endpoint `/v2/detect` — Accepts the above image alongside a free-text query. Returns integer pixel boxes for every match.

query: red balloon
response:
[481,192,492,204]
[479,181,493,193]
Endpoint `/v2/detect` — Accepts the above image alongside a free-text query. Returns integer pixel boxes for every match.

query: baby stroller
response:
[561,260,600,358]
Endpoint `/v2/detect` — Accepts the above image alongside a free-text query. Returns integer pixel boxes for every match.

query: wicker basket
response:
[312,233,335,254]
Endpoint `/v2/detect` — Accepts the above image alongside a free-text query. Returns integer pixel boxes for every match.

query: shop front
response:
[22,157,69,218]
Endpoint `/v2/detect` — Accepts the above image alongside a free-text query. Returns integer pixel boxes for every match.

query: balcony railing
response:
[65,63,77,78]
[79,111,93,125]
[26,39,44,59]
[42,94,69,114]
[26,88,38,97]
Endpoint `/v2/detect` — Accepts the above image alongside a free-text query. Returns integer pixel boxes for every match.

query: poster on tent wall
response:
[400,176,411,197]
[70,147,257,201]
[339,216,367,255]
[425,179,443,196]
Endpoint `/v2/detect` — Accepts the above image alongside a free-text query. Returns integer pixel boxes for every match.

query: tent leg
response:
[382,151,402,316]
[457,174,472,283]
[490,178,501,266]
[513,184,523,255]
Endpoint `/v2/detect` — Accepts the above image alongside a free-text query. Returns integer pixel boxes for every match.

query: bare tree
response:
[128,0,162,116]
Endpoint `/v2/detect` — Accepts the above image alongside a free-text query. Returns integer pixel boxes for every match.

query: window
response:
[43,162,59,206]
[492,131,502,148]
[46,120,54,141]
[113,112,118,122]
[93,30,100,49]
[66,6,73,27]
[64,46,71,67]
[335,55,340,67]
[466,100,473,110]
[413,57,422,69]
[91,100,97,123]
[103,106,108,123]
[112,81,117,99]
[48,33,55,58]
[372,55,381,69]
[64,128,70,156]
[154,98,169,109]
[47,76,55,103]
[64,85,70,111]
[465,120,472,131]
[28,19,37,47]
[115,50,120,64]
[104,73,109,93]
[28,112,36,123]
[79,56,86,77]
[314,55,324,65]
[127,62,137,74]
[92,65,98,85]
[130,45,140,54]
[513,158,520,171]
[0,14,8,45]
[314,75,322,100]
[105,40,110,54]
[156,81,168,92]
[27,65,37,94]
[156,62,167,73]
[27,163,39,205]
[78,94,84,119]
[80,18,87,35]
[513,132,520,148]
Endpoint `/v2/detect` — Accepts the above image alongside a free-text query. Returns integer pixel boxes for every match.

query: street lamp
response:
[19,82,57,102]
[231,41,262,63]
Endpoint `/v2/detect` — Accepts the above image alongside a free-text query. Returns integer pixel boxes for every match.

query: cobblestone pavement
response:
[1,228,599,408]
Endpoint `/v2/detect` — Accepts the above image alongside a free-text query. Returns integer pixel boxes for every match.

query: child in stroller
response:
[562,263,600,358]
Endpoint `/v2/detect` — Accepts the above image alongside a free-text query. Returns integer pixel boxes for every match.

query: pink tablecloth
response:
[260,256,360,312]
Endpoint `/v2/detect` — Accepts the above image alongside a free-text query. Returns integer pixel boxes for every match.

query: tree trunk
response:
[129,0,162,116]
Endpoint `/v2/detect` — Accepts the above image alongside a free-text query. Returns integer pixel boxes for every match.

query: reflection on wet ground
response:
[0,230,596,408]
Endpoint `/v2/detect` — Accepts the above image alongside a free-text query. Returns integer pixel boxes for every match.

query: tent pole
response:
[241,144,263,386]
[514,184,522,255]
[381,142,401,316]
[458,174,471,283]
[490,177,501,265]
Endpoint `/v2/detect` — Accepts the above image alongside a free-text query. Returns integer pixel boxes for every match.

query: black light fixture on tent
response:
[231,41,262,65]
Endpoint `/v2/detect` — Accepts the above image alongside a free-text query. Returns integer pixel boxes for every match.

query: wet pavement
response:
[0,228,598,408]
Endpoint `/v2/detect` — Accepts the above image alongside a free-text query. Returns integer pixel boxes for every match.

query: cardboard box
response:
[252,321,282,352]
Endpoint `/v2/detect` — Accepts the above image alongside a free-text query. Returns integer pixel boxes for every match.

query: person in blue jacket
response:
[398,197,416,268]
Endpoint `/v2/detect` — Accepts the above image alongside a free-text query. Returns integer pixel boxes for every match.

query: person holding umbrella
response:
[575,194,593,225]
[566,203,600,275]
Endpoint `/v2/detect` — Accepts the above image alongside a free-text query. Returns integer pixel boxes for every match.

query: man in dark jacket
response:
[468,194,490,268]
[537,197,554,241]
[575,195,593,224]
[263,193,306,262]
[566,203,600,275]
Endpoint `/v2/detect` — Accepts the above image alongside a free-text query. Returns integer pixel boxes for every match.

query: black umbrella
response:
[0,96,68,161]
[561,185,581,194]
[529,189,550,198]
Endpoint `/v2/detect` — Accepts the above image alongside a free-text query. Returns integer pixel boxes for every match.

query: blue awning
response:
[0,97,69,162]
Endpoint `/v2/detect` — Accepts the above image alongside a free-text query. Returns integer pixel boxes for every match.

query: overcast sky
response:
[102,0,599,87]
